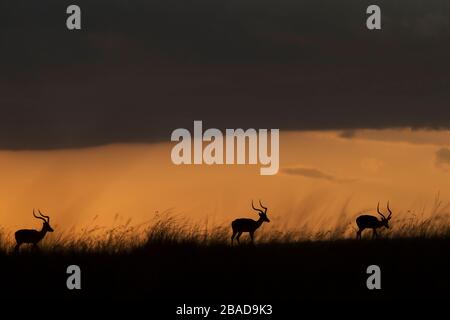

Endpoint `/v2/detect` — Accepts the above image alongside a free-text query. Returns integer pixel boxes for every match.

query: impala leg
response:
[14,243,21,253]
[231,230,237,245]
[356,229,361,240]
[249,232,254,244]
[372,229,378,239]
[236,232,243,244]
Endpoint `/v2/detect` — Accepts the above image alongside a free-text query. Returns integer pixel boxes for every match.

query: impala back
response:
[15,229,40,244]
[356,215,380,229]
[232,218,256,232]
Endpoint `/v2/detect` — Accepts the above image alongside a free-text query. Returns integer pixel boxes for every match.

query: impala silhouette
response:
[14,209,54,251]
[356,202,392,239]
[231,201,270,245]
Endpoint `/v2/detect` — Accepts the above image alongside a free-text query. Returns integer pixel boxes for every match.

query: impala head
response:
[252,200,270,223]
[33,209,54,232]
[377,201,393,228]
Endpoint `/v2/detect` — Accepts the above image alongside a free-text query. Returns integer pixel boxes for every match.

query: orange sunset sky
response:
[1,128,449,233]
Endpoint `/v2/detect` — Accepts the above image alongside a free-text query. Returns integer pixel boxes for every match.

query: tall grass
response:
[0,203,449,255]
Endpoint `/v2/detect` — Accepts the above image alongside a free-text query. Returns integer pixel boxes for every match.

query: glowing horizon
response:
[0,128,449,234]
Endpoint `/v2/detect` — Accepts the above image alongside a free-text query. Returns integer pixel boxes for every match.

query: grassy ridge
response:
[0,213,449,301]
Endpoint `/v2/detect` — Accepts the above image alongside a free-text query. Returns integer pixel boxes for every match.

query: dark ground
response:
[1,238,449,305]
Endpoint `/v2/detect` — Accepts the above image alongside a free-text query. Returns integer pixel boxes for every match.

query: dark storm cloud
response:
[1,0,450,149]
[283,167,338,181]
[282,167,355,183]
[339,130,357,139]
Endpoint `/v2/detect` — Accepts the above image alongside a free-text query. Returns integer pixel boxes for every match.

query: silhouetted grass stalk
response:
[0,203,449,254]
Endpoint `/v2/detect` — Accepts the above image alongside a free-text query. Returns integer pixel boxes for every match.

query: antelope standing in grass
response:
[14,209,54,251]
[356,202,392,240]
[231,201,270,245]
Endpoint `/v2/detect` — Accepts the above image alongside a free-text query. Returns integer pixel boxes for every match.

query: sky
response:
[1,1,450,232]
[1,1,450,149]
[0,129,449,233]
